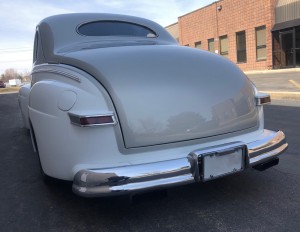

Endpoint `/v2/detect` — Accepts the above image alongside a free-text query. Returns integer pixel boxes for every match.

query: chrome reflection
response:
[247,130,287,166]
[31,69,81,82]
[73,158,196,197]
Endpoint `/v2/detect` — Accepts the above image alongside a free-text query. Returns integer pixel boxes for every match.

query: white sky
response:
[0,0,215,75]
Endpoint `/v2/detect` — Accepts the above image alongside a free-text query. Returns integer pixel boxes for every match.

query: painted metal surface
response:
[275,0,300,24]
[63,46,259,148]
[36,13,177,65]
[18,84,31,129]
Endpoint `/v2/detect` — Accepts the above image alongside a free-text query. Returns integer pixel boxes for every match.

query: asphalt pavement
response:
[246,68,300,100]
[0,93,299,232]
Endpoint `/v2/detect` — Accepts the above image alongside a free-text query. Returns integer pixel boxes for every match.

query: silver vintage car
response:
[18,13,287,197]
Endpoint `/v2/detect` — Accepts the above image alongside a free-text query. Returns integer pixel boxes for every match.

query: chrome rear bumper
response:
[73,129,287,197]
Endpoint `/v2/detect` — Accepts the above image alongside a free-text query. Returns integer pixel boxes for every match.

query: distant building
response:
[166,0,300,71]
[165,22,179,42]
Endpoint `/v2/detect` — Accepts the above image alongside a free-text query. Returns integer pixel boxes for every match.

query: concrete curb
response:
[262,91,300,101]
[0,91,19,95]
[245,68,300,75]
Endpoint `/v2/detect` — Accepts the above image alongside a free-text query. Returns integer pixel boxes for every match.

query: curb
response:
[244,68,300,75]
[262,91,300,101]
[0,91,19,95]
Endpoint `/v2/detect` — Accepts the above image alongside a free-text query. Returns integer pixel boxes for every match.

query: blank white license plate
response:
[202,147,244,181]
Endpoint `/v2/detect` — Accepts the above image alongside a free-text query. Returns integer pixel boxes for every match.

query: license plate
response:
[202,146,245,181]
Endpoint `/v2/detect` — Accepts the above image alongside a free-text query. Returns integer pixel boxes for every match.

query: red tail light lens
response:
[69,113,116,127]
[255,93,271,106]
[79,116,114,125]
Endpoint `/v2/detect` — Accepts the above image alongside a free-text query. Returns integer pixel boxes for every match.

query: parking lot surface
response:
[0,93,299,232]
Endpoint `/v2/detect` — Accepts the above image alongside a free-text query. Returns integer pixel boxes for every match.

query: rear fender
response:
[28,65,121,179]
[18,84,31,129]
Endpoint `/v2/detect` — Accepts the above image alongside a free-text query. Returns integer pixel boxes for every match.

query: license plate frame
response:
[199,144,246,182]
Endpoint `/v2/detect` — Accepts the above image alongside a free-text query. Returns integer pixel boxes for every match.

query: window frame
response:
[236,30,247,63]
[195,41,201,49]
[219,35,229,57]
[208,38,215,52]
[255,25,267,61]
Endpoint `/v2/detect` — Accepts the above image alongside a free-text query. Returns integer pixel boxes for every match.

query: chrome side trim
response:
[31,69,81,82]
[68,112,117,127]
[247,130,288,166]
[72,129,287,197]
[255,92,271,105]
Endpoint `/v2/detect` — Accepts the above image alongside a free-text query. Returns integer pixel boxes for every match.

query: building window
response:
[195,41,201,49]
[256,26,266,61]
[236,31,247,63]
[184,44,189,47]
[208,38,214,52]
[220,35,228,57]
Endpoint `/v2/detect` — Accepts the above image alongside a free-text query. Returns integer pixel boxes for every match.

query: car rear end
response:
[28,13,287,197]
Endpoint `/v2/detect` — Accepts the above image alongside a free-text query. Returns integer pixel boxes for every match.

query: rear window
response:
[77,21,157,37]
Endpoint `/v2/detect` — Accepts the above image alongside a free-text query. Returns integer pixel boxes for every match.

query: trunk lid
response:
[63,45,258,148]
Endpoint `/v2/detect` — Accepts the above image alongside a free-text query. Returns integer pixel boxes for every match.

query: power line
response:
[0,50,32,54]
[0,47,32,51]
[0,59,31,63]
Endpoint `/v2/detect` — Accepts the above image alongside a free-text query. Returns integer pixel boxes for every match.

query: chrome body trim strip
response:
[72,130,288,197]
[31,69,81,82]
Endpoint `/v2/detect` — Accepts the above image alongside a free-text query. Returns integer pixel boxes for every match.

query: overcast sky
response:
[0,0,215,75]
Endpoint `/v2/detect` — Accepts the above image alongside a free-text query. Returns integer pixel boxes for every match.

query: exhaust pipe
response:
[252,158,279,171]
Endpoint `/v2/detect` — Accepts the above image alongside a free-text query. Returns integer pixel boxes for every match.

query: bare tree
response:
[21,70,31,82]
[1,69,22,82]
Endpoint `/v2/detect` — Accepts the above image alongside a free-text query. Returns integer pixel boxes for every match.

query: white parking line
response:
[289,80,300,89]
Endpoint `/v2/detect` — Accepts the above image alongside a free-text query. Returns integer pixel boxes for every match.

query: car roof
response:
[36,13,177,64]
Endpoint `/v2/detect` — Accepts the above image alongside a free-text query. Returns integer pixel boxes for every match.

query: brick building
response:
[165,22,180,42]
[166,0,300,71]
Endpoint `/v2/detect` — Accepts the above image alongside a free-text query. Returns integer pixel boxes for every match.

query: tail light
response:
[255,92,271,106]
[69,112,117,127]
